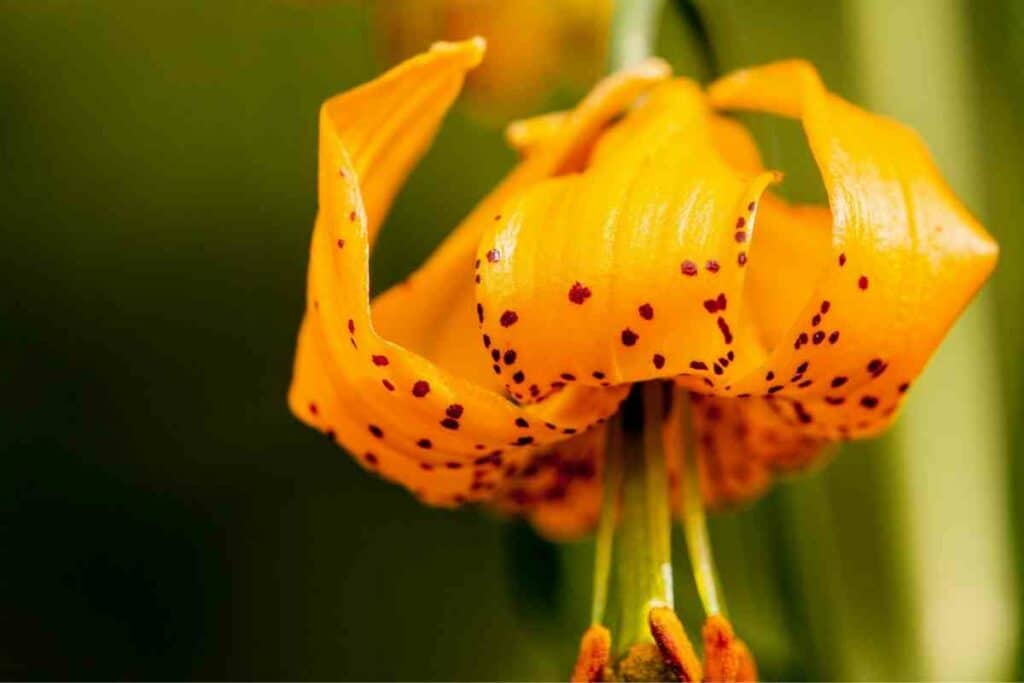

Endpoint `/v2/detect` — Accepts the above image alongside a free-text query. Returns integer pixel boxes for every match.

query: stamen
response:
[571,625,612,683]
[667,387,728,617]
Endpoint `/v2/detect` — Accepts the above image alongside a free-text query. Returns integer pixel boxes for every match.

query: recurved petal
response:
[703,60,997,440]
[490,425,606,540]
[475,79,779,397]
[290,41,641,508]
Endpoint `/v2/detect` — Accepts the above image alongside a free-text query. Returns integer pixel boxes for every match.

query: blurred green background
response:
[1,0,1020,679]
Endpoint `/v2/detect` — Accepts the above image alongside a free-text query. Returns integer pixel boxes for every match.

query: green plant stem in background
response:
[609,0,666,71]
[845,0,1018,679]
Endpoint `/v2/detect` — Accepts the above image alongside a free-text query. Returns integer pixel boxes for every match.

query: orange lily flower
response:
[288,38,996,680]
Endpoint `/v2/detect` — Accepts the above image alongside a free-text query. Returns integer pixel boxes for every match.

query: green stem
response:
[609,0,666,71]
[591,424,622,625]
[614,384,674,656]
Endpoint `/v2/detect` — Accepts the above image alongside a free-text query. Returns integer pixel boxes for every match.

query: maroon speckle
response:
[821,301,831,314]
[825,396,845,405]
[348,210,357,222]
[482,334,491,348]
[737,252,747,266]
[309,402,319,415]
[736,216,746,229]
[767,385,783,394]
[476,303,484,323]
[512,370,525,384]
[713,363,723,375]
[734,231,747,243]
[500,310,519,327]
[568,282,592,304]
[839,253,847,266]
[828,331,840,344]
[681,260,698,276]
[592,371,606,380]
[766,370,775,381]
[898,382,910,393]
[747,201,756,211]
[491,349,500,362]
[653,354,666,369]
[860,395,879,409]
[365,452,378,466]
[382,379,395,391]
[486,249,501,263]
[503,349,517,365]
[831,376,848,388]
[560,373,576,381]
[412,380,430,397]
[705,260,720,273]
[858,275,869,290]
[336,238,345,249]
[690,361,708,371]
[812,331,825,344]
[372,355,389,366]
[492,364,501,374]
[621,328,639,346]
[812,314,821,327]
[796,361,809,374]
[441,418,460,430]
[368,424,383,438]
[867,359,883,373]
[797,379,813,388]
[717,317,733,344]
[515,417,529,429]
[514,436,534,446]
[417,438,432,449]
[446,404,464,419]
[637,303,655,320]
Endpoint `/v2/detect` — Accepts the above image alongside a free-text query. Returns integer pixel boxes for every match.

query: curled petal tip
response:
[429,36,486,67]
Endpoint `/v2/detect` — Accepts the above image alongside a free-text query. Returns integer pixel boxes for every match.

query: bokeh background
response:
[1,0,1021,679]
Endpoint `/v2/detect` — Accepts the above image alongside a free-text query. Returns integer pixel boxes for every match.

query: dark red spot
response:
[681,260,698,276]
[737,252,747,266]
[368,424,383,438]
[621,328,639,346]
[717,317,733,344]
[365,452,378,466]
[867,359,883,373]
[500,310,519,327]
[568,282,592,304]
[441,418,460,430]
[690,361,708,371]
[515,417,529,428]
[417,438,432,449]
[796,361,809,374]
[797,379,813,388]
[491,349,500,361]
[747,201,756,211]
[560,373,576,381]
[828,331,840,344]
[860,395,879,409]
[492,364,501,374]
[447,404,464,419]
[348,319,355,334]
[372,355,389,366]
[482,334,491,348]
[766,371,775,381]
[512,370,525,384]
[348,210,357,222]
[309,402,319,415]
[382,379,395,391]
[839,253,847,266]
[858,275,869,290]
[812,331,825,344]
[336,238,345,249]
[503,349,517,365]
[734,231,747,243]
[475,274,481,284]
[713,363,723,375]
[486,249,501,263]
[412,380,430,397]
[514,436,534,446]
[831,376,848,388]
[494,214,501,221]
[592,371,606,380]
[638,303,654,320]
[821,301,831,314]
[825,396,846,405]
[767,385,783,394]
[476,303,484,323]
[898,382,910,393]
[812,313,821,326]
[736,216,746,229]
[705,260,720,273]
[653,354,666,369]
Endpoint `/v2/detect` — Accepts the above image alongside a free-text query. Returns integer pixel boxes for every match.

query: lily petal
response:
[475,79,779,396]
[289,42,667,507]
[707,60,998,439]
